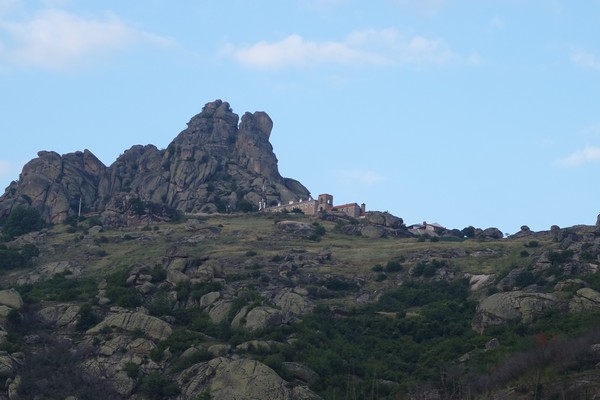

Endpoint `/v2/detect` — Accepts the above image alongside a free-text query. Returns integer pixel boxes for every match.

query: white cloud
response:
[0,0,19,16]
[571,49,600,70]
[336,169,386,185]
[221,28,459,69]
[558,146,600,167]
[0,8,171,70]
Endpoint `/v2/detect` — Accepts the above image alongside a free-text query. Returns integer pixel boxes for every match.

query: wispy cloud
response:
[0,8,172,70]
[336,169,386,185]
[558,146,600,167]
[571,49,600,70]
[221,28,459,70]
[0,0,18,16]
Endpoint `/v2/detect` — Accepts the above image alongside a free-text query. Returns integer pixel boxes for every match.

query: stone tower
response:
[317,194,333,212]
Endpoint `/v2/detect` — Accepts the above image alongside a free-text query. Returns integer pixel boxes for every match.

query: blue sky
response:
[1,0,599,234]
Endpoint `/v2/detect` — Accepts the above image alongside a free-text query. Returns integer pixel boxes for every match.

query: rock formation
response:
[0,100,310,224]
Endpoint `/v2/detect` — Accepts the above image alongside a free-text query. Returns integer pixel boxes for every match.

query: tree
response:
[2,206,46,239]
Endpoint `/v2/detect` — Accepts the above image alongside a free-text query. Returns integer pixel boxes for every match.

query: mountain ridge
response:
[0,100,310,224]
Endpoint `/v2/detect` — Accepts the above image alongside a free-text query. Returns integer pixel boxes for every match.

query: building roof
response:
[333,203,360,209]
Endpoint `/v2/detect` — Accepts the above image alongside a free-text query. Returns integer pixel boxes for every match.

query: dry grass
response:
[1,212,559,289]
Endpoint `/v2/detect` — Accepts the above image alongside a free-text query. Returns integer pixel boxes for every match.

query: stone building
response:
[261,193,366,218]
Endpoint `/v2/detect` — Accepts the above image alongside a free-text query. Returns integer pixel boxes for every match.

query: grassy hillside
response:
[1,211,600,399]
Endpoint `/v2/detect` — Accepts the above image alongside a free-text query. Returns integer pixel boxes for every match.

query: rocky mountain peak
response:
[0,100,310,224]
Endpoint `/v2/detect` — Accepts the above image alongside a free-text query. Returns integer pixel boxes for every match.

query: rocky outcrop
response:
[273,288,314,315]
[0,150,105,223]
[87,311,172,340]
[231,306,292,332]
[16,261,82,286]
[177,357,320,400]
[364,212,404,229]
[39,304,80,328]
[0,289,23,311]
[472,291,563,333]
[0,100,310,224]
[475,227,504,240]
[569,288,600,312]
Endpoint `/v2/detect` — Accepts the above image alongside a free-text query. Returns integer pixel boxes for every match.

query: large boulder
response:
[364,211,403,228]
[0,353,19,378]
[569,288,600,312]
[177,357,320,400]
[276,221,318,239]
[360,225,387,239]
[208,301,233,324]
[472,291,563,333]
[16,261,82,286]
[475,227,504,240]
[0,149,105,223]
[87,312,172,341]
[39,304,80,328]
[232,306,291,332]
[0,289,23,311]
[273,288,314,315]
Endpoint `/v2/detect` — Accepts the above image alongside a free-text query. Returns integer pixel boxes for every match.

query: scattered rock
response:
[569,288,600,312]
[282,362,320,386]
[0,289,23,311]
[485,338,501,351]
[273,288,314,315]
[39,304,80,328]
[177,357,320,400]
[87,312,172,340]
[16,261,82,286]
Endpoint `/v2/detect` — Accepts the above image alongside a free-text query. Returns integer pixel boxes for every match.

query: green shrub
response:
[87,216,102,227]
[385,260,403,273]
[0,244,38,270]
[236,199,256,213]
[150,264,167,282]
[2,206,46,239]
[123,362,139,378]
[76,303,100,331]
[323,277,357,291]
[371,264,384,272]
[139,372,180,399]
[548,250,574,265]
[412,259,447,277]
[147,292,174,317]
[514,271,536,288]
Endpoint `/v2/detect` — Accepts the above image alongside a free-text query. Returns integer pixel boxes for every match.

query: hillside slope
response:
[1,211,600,399]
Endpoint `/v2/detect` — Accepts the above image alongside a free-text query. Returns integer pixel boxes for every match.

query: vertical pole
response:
[78,196,82,218]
